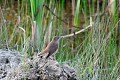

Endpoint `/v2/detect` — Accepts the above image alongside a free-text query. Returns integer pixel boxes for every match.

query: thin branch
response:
[43,4,94,38]
[43,4,76,27]
[61,21,94,38]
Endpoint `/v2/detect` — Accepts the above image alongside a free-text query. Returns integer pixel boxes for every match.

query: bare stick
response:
[61,18,94,38]
[43,4,76,27]
[43,4,94,38]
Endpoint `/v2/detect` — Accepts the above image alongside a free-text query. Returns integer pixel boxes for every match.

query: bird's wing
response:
[46,42,58,58]
[49,43,58,54]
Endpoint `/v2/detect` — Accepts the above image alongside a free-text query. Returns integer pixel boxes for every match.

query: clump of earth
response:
[0,49,77,80]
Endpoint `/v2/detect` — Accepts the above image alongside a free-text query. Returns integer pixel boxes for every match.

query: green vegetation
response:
[0,0,119,79]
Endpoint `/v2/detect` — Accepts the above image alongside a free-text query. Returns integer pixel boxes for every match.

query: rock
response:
[62,64,76,80]
[0,49,77,80]
[0,49,21,80]
[45,60,61,76]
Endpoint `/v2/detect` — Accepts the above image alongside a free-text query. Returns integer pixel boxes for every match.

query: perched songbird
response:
[38,36,61,59]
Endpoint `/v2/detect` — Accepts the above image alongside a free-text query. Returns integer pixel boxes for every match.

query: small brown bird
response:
[38,36,61,59]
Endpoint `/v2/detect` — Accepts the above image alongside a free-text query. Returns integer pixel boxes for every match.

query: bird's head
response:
[53,36,61,41]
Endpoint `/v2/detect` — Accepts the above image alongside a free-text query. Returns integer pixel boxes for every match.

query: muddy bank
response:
[0,49,77,80]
